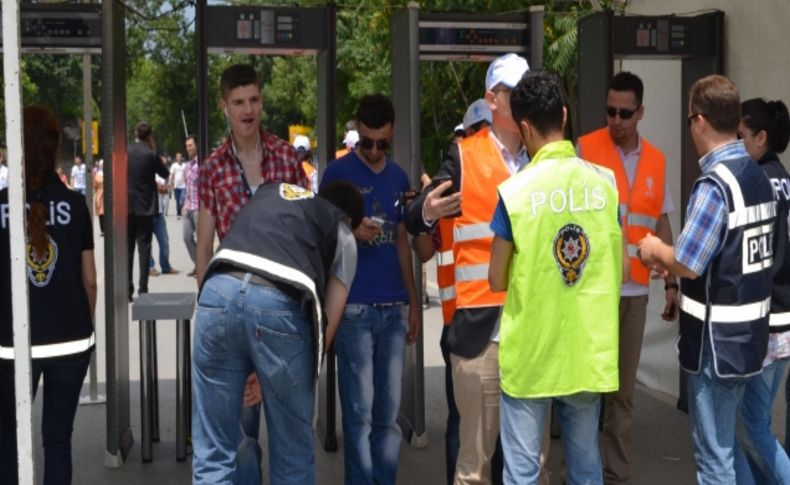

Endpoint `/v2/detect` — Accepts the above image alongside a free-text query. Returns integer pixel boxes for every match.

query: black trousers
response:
[128,214,154,298]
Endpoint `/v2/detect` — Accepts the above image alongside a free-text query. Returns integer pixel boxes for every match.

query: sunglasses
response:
[605,106,638,120]
[359,136,390,151]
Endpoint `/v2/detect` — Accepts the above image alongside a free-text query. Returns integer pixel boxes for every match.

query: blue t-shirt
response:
[320,151,410,304]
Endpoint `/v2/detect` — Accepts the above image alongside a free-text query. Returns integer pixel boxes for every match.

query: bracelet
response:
[665,282,679,291]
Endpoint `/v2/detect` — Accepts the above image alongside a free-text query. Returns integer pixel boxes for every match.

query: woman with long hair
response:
[733,98,790,485]
[0,105,97,484]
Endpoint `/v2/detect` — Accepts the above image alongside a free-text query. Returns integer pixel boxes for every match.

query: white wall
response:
[627,0,790,114]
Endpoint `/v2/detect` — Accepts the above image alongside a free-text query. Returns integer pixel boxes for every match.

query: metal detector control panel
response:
[0,4,101,52]
[418,14,529,60]
[613,14,723,58]
[206,6,329,55]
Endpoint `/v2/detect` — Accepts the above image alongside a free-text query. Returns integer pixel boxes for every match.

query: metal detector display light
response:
[206,6,328,55]
[418,15,529,61]
[0,4,101,53]
[613,14,721,58]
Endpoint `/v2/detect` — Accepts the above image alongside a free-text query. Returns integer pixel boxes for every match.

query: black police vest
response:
[759,153,790,332]
[679,156,776,378]
[204,183,344,371]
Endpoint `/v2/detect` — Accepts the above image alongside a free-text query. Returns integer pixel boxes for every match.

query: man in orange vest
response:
[294,134,318,193]
[577,71,678,485]
[406,53,529,485]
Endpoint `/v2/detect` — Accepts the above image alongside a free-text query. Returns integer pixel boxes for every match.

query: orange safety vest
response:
[302,161,316,191]
[335,148,350,160]
[578,127,665,285]
[436,218,456,325]
[453,128,510,309]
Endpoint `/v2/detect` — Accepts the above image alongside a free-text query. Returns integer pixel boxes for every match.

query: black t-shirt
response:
[0,174,94,351]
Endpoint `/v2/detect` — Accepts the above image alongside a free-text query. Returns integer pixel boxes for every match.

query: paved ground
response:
[22,210,788,483]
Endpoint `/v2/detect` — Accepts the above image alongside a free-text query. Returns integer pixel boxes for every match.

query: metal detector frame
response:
[576,10,725,412]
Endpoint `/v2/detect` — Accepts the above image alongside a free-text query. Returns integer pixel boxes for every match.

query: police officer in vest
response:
[732,98,790,482]
[638,75,776,484]
[577,71,677,485]
[489,70,625,485]
[191,180,363,484]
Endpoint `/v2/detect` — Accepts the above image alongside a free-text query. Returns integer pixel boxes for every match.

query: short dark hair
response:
[220,64,259,99]
[510,70,566,136]
[689,75,740,134]
[609,71,644,107]
[319,180,365,230]
[185,134,196,144]
[136,122,152,141]
[741,98,790,154]
[355,94,395,130]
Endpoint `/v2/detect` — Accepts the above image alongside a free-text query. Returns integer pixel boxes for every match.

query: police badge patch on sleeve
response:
[279,183,314,201]
[553,223,590,287]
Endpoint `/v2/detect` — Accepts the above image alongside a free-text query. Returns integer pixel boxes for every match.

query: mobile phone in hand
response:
[429,174,457,197]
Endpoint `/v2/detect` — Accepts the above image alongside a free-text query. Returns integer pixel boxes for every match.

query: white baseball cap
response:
[485,53,529,91]
[454,123,464,134]
[343,130,360,149]
[293,135,311,152]
[463,99,493,130]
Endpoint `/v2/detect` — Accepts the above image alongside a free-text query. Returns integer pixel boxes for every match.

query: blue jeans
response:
[174,188,185,216]
[148,213,171,272]
[335,303,407,485]
[500,391,602,485]
[191,273,315,485]
[734,358,790,484]
[687,340,750,485]
[0,351,91,485]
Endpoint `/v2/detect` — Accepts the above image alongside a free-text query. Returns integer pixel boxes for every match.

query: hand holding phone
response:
[425,174,461,220]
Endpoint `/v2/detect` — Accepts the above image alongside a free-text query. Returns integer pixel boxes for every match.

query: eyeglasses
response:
[359,136,390,151]
[687,112,703,127]
[605,106,638,120]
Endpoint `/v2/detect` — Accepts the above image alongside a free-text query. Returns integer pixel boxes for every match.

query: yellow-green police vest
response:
[498,140,622,399]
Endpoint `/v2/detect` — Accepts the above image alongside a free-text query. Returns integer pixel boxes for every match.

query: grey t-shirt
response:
[330,222,357,290]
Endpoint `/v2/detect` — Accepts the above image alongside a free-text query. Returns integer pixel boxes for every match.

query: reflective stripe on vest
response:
[714,164,778,229]
[453,128,510,309]
[437,249,454,267]
[578,128,665,285]
[0,333,95,360]
[439,285,457,301]
[626,244,639,258]
[454,223,494,243]
[681,294,771,323]
[771,312,790,328]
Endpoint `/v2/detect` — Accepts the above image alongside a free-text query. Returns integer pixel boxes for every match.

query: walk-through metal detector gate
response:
[0,0,133,469]
[389,3,544,448]
[577,10,724,411]
[194,0,339,449]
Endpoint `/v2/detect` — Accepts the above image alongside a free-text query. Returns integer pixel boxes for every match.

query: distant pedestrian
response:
[169,152,186,219]
[182,135,199,277]
[70,156,86,195]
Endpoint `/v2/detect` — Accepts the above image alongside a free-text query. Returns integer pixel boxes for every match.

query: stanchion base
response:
[79,394,107,405]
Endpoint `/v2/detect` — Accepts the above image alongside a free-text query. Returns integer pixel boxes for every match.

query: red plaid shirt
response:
[198,129,307,240]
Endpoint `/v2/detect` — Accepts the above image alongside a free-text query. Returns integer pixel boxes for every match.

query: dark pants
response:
[148,213,171,272]
[98,214,105,235]
[0,351,92,485]
[128,214,154,298]
[440,326,460,485]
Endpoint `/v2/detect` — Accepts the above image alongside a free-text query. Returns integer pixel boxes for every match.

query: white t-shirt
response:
[0,165,7,190]
[71,164,86,189]
[170,162,186,189]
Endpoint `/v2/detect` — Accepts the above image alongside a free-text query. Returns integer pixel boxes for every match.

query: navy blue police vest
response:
[678,156,776,378]
[204,183,344,375]
[758,153,790,332]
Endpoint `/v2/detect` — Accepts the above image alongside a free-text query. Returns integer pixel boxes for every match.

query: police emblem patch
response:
[279,183,314,201]
[26,234,59,288]
[553,223,590,287]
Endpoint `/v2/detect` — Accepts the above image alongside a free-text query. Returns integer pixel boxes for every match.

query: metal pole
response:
[2,0,35,482]
[196,0,208,161]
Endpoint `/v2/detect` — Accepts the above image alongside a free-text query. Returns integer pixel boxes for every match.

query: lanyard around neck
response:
[230,133,260,199]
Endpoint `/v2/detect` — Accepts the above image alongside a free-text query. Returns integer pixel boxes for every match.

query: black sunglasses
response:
[605,106,638,120]
[359,136,390,151]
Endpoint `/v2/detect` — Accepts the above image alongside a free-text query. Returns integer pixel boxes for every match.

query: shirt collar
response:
[614,135,642,160]
[698,140,748,173]
[488,129,529,173]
